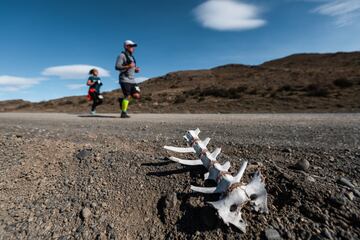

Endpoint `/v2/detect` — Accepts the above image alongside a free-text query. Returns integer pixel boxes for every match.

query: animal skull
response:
[209,171,268,233]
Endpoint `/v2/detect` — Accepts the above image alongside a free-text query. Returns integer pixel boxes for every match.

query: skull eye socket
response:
[230,204,237,212]
[250,194,258,200]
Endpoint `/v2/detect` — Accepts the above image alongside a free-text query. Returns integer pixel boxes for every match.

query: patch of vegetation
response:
[248,89,257,95]
[59,100,73,105]
[78,99,87,104]
[15,103,31,109]
[333,78,353,88]
[306,84,329,97]
[185,86,247,99]
[197,96,205,102]
[174,95,186,104]
[278,84,293,92]
[144,96,152,101]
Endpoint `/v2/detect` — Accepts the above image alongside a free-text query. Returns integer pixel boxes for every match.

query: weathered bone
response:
[209,170,268,232]
[163,146,196,153]
[243,171,268,213]
[183,128,201,143]
[163,128,268,233]
[168,156,203,166]
[191,161,248,194]
[201,148,221,169]
[193,137,211,157]
[209,187,248,232]
[205,161,231,181]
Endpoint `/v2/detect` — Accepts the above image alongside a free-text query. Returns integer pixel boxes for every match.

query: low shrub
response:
[278,85,293,92]
[78,99,87,104]
[248,89,257,95]
[333,78,353,88]
[174,95,186,104]
[306,84,329,97]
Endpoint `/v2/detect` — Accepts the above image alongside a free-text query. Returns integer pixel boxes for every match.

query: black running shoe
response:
[120,112,130,118]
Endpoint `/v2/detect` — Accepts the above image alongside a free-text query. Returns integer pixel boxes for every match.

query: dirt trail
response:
[0,113,359,239]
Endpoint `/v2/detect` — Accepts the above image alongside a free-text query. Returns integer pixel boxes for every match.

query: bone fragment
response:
[163,146,196,153]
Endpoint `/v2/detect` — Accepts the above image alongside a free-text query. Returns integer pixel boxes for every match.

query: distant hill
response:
[1,51,360,113]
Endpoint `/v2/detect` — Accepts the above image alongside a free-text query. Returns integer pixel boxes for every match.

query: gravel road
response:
[0,113,359,239]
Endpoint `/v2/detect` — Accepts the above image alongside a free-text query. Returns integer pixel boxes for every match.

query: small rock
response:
[81,208,92,220]
[265,228,282,240]
[76,149,92,161]
[97,232,107,240]
[353,189,360,197]
[165,192,178,209]
[294,159,310,171]
[337,177,355,189]
[282,148,292,153]
[345,191,354,201]
[329,195,346,208]
[306,176,316,182]
[322,228,334,240]
[329,156,335,162]
[89,177,94,184]
[91,202,97,208]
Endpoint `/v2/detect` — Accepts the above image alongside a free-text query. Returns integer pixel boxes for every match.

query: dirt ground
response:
[0,113,359,240]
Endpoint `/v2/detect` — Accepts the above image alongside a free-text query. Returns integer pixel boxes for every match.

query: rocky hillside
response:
[1,52,360,113]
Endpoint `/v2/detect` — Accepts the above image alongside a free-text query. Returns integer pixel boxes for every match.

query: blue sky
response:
[0,0,359,102]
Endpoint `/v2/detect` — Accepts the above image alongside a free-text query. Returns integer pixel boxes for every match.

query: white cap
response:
[124,40,137,47]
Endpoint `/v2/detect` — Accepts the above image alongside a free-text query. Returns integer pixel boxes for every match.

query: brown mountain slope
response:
[1,51,360,113]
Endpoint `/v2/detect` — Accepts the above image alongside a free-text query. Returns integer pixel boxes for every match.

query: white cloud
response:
[313,0,360,26]
[0,75,45,92]
[66,84,86,90]
[42,65,110,79]
[136,77,149,83]
[193,0,266,31]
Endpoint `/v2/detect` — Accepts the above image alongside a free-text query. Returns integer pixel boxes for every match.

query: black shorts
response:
[120,82,140,97]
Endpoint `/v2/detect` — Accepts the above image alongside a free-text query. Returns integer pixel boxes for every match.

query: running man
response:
[115,40,141,118]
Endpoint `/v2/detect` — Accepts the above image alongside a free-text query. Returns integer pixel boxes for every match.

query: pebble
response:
[322,228,334,240]
[329,195,346,208]
[353,189,360,197]
[81,208,92,220]
[345,191,354,201]
[76,149,92,161]
[306,176,316,182]
[294,159,310,171]
[337,177,355,189]
[282,148,292,153]
[265,228,283,240]
[97,232,107,240]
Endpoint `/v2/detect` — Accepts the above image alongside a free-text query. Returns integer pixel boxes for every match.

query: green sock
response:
[121,99,129,112]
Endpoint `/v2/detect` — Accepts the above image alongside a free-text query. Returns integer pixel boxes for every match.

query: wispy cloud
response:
[193,0,266,31]
[313,0,360,26]
[0,75,46,92]
[136,77,149,83]
[42,65,110,79]
[66,84,86,90]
